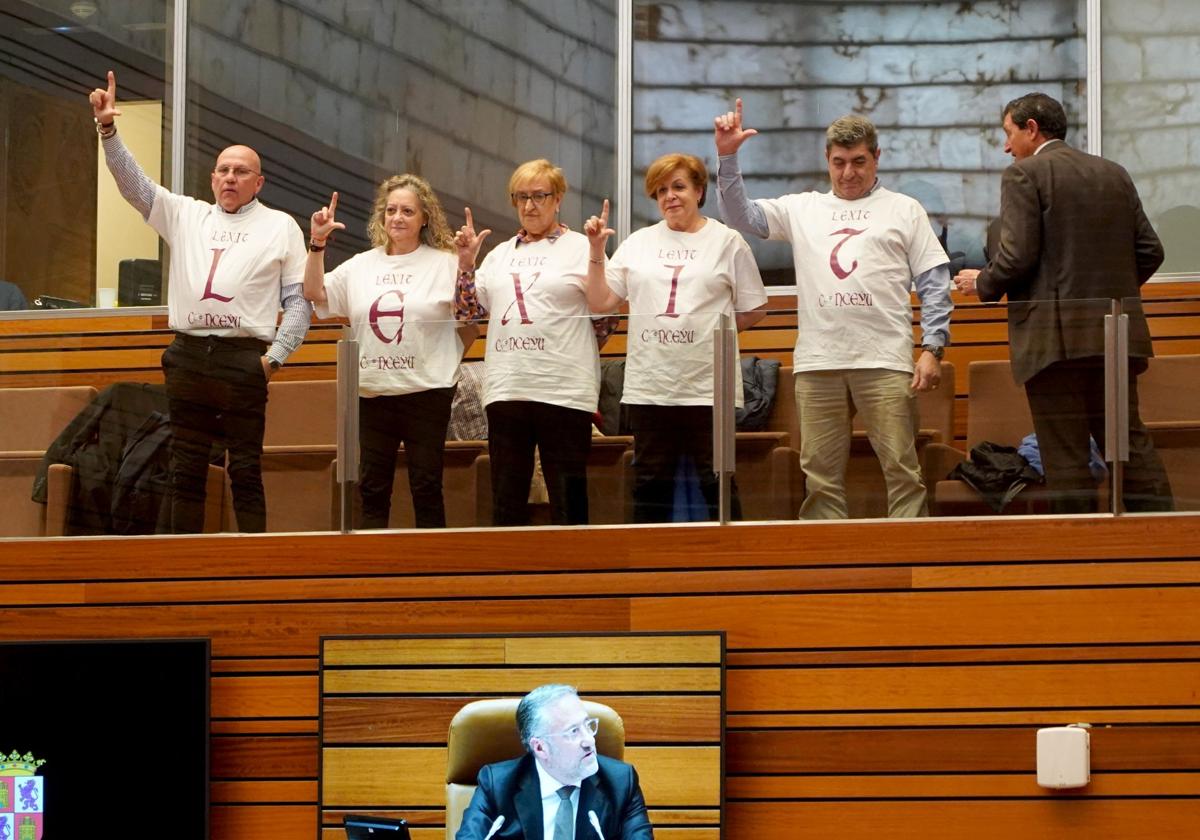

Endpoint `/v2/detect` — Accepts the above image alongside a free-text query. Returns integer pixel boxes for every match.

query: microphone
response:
[483,814,505,840]
[588,810,605,840]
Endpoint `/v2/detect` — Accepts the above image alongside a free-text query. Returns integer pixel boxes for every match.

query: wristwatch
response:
[268,358,282,372]
[921,344,944,360]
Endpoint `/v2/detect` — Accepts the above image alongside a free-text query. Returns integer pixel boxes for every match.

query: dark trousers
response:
[162,334,269,533]
[627,404,740,523]
[358,387,456,529]
[1024,356,1173,514]
[486,400,591,526]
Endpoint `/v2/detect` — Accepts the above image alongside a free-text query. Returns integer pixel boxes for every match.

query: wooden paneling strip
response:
[212,675,318,718]
[631,587,1200,651]
[322,666,721,694]
[729,661,1200,712]
[210,780,316,804]
[729,708,1200,727]
[211,735,318,779]
[503,634,722,664]
[725,800,1200,840]
[323,637,508,666]
[726,773,1200,799]
[725,727,1200,773]
[323,694,721,744]
[322,746,720,807]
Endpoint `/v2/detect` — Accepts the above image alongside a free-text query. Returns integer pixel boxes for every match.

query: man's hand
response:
[89,70,122,125]
[261,356,276,381]
[713,97,758,157]
[953,268,980,296]
[911,350,942,392]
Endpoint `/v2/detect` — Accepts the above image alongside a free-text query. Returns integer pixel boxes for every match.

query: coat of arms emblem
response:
[0,750,45,840]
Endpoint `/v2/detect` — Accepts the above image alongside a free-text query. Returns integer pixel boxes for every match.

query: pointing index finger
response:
[107,70,117,99]
[464,206,475,232]
[734,97,744,128]
[600,198,609,227]
[328,191,339,216]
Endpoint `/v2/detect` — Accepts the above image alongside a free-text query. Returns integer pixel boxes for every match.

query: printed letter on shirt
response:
[829,227,866,280]
[369,290,406,344]
[501,272,538,326]
[201,248,235,302]
[660,264,685,318]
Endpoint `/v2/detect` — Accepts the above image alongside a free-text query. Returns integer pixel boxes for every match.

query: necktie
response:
[553,785,575,840]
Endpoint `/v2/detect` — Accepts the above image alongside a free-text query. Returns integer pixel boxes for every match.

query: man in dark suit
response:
[456,685,653,840]
[954,92,1173,513]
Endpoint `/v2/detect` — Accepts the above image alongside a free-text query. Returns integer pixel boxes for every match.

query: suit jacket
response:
[455,754,653,840]
[975,140,1164,384]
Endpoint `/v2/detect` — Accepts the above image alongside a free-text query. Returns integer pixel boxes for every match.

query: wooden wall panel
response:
[4,282,1199,446]
[725,801,1200,840]
[318,632,724,835]
[1,516,1199,838]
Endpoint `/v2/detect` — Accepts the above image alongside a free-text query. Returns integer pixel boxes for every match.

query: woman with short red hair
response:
[584,152,769,522]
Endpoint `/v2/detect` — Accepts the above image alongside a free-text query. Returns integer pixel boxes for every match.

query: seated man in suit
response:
[456,684,653,840]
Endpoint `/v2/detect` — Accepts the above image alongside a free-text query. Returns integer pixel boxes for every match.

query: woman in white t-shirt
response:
[453,159,603,526]
[584,152,769,522]
[304,174,472,528]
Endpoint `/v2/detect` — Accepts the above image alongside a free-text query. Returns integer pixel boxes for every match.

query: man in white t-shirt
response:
[714,102,952,518]
[90,71,311,533]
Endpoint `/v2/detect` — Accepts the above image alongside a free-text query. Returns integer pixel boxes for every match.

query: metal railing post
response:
[712,313,736,523]
[1104,300,1129,514]
[336,327,360,533]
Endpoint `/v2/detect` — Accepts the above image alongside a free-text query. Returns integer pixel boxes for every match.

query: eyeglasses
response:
[512,191,555,206]
[213,165,260,179]
[537,717,599,742]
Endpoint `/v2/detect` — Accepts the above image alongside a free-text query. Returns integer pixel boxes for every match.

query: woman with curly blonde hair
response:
[304,174,473,528]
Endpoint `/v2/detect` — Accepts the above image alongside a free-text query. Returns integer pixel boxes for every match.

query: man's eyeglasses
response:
[213,165,260,179]
[511,191,555,206]
[538,717,599,742]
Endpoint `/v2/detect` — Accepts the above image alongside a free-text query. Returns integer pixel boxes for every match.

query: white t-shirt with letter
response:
[475,230,600,413]
[150,187,307,342]
[606,218,767,406]
[757,186,947,374]
[314,244,461,396]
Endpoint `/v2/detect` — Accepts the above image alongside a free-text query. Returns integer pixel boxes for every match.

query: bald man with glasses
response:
[90,71,311,533]
[456,684,653,840]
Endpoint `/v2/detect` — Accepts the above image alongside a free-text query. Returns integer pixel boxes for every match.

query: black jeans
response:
[1024,356,1173,514]
[161,334,269,533]
[486,400,592,526]
[627,403,740,523]
[358,387,456,529]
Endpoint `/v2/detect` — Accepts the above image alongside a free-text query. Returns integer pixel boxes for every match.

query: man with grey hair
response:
[714,100,952,519]
[456,684,653,840]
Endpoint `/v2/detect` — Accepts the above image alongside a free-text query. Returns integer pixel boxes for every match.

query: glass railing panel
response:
[1117,293,1199,514]
[2,1,174,312]
[0,317,331,537]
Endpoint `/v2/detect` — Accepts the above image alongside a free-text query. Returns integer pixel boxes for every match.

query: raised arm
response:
[89,70,156,218]
[584,198,621,313]
[304,191,345,305]
[453,207,492,322]
[713,98,769,239]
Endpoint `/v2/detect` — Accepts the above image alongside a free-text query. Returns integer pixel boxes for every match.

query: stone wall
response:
[632,0,1086,276]
[1102,0,1200,276]
[186,0,617,242]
